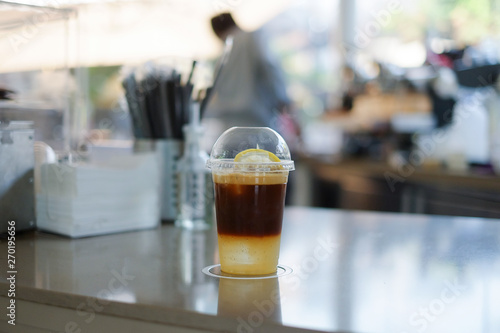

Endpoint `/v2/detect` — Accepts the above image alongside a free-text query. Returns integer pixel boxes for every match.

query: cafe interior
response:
[1,0,500,332]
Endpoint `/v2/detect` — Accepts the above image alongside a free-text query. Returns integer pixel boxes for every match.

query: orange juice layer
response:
[218,234,281,275]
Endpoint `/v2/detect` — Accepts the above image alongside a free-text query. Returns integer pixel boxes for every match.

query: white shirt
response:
[204,29,290,129]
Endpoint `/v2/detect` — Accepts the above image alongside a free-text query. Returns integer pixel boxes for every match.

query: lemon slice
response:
[234,148,280,163]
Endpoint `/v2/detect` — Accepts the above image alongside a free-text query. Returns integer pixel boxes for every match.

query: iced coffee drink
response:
[206,128,294,275]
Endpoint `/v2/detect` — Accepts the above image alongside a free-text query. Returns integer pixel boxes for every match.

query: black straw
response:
[123,65,199,140]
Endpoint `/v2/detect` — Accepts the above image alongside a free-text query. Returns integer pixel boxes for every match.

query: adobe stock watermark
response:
[8,0,70,54]
[402,278,466,333]
[236,236,338,333]
[236,287,281,333]
[62,266,135,333]
[385,81,496,192]
[341,0,402,58]
[77,117,117,157]
[283,236,338,291]
[44,116,116,183]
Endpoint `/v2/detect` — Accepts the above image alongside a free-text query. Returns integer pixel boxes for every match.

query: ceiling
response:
[0,0,291,72]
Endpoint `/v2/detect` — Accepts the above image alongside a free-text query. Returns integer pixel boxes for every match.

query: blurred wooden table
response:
[307,158,500,218]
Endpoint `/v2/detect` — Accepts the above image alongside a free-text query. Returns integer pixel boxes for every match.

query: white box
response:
[36,152,160,238]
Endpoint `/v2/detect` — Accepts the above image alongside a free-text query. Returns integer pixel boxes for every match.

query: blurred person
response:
[203,12,298,150]
[204,13,300,204]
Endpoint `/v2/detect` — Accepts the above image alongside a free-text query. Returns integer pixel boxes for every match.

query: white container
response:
[36,152,160,238]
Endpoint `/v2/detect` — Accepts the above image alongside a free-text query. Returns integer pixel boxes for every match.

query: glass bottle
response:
[175,103,213,229]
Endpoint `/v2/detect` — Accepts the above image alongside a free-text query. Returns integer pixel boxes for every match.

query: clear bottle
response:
[175,103,213,230]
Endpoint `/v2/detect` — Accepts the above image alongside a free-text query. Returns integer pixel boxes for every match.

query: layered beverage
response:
[213,172,288,274]
[206,127,295,276]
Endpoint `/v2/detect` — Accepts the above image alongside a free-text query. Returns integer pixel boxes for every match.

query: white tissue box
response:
[36,152,160,238]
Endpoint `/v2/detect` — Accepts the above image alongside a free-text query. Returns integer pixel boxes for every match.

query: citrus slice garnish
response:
[234,148,280,163]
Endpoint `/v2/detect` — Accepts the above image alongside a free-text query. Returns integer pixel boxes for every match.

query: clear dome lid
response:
[206,127,294,172]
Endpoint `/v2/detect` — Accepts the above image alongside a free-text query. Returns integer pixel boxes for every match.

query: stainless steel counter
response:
[1,207,500,332]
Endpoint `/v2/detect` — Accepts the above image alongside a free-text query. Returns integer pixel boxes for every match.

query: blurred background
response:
[1,0,500,221]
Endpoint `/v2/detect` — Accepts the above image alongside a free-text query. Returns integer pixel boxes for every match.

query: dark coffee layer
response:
[214,183,286,237]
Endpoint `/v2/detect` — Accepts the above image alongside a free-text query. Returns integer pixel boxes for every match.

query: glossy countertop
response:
[1,207,500,332]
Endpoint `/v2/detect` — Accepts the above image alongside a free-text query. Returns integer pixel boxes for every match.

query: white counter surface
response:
[1,207,500,332]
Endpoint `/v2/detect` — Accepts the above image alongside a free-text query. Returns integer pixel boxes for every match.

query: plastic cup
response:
[206,127,294,275]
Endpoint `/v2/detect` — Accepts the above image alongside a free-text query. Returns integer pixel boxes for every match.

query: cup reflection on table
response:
[217,278,282,328]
